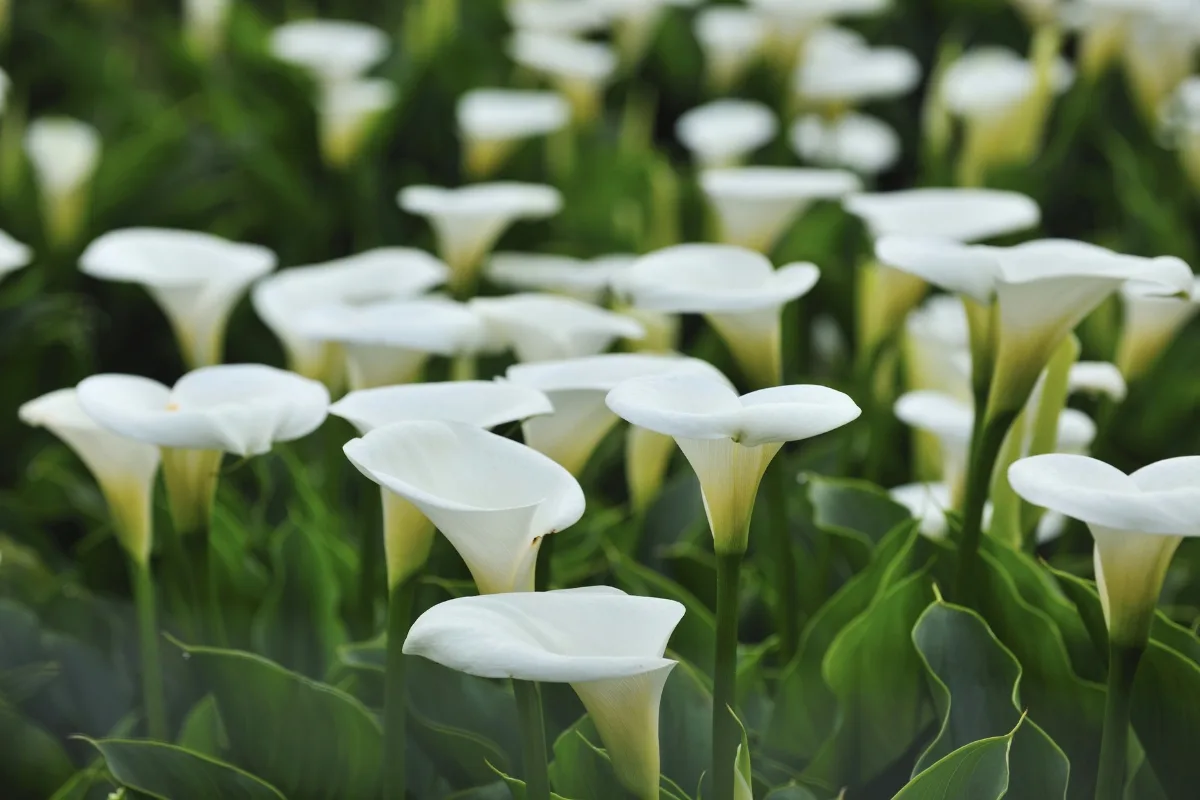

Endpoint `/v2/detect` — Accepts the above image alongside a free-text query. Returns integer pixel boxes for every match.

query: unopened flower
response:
[81,228,276,368]
[789,112,900,175]
[675,99,778,168]
[24,117,101,246]
[457,89,570,178]
[693,5,768,90]
[507,31,618,122]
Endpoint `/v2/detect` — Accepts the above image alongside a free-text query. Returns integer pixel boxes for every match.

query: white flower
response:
[1068,361,1127,401]
[699,166,860,253]
[24,117,101,245]
[404,587,685,799]
[607,372,861,553]
[398,183,563,294]
[693,6,768,90]
[789,112,900,175]
[876,238,1192,416]
[674,99,778,168]
[593,0,701,65]
[507,31,618,121]
[894,391,976,494]
[794,29,921,107]
[268,19,389,84]
[252,247,449,385]
[344,420,585,593]
[296,296,486,389]
[456,89,570,177]
[485,252,633,303]
[506,353,729,477]
[470,293,645,363]
[1114,276,1200,381]
[318,78,396,166]
[747,0,890,55]
[943,46,1074,121]
[0,229,32,282]
[904,294,972,398]
[1121,9,1198,123]
[20,389,160,564]
[1008,454,1200,646]
[1160,76,1200,189]
[846,188,1042,242]
[505,0,610,36]
[183,0,232,55]
[80,228,277,368]
[618,244,821,387]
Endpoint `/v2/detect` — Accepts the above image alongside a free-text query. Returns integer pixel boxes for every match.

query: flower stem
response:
[514,680,551,800]
[202,521,228,647]
[954,408,1018,605]
[352,522,381,640]
[713,552,743,800]
[766,463,798,662]
[384,578,417,800]
[1096,643,1144,800]
[130,559,167,740]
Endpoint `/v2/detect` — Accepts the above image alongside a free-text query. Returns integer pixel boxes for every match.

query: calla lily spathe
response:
[693,5,767,90]
[904,293,971,399]
[486,252,633,303]
[398,183,563,294]
[1114,276,1200,381]
[404,587,685,799]
[607,371,861,553]
[594,0,700,66]
[296,296,486,389]
[507,31,618,122]
[1121,9,1196,124]
[24,117,101,246]
[699,166,860,254]
[80,228,277,368]
[0,229,31,281]
[19,389,161,565]
[318,77,396,167]
[617,244,821,387]
[1161,76,1200,190]
[505,0,610,36]
[1009,454,1200,647]
[268,19,389,84]
[1068,361,1127,402]
[251,248,449,385]
[184,0,232,55]
[794,28,921,110]
[457,89,570,178]
[789,112,900,175]
[345,419,585,594]
[470,293,645,363]
[747,0,889,64]
[674,99,777,168]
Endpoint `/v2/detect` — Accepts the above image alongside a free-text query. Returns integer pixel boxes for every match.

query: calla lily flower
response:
[331,381,552,587]
[789,112,900,175]
[296,296,486,389]
[1121,10,1196,124]
[875,237,1192,418]
[24,117,101,246]
[318,77,396,167]
[694,5,767,90]
[794,28,921,110]
[470,293,646,363]
[507,31,618,122]
[903,294,972,399]
[19,389,161,565]
[80,228,276,369]
[0,229,31,282]
[486,252,633,303]
[747,0,889,64]
[674,99,778,168]
[607,372,861,553]
[457,89,570,178]
[404,587,685,799]
[1161,76,1200,190]
[251,247,449,386]
[398,183,563,295]
[593,0,700,65]
[506,353,729,486]
[505,0,610,36]
[699,166,860,253]
[184,0,231,55]
[1114,276,1200,381]
[1009,454,1200,647]
[1068,361,1127,401]
[345,419,585,594]
[268,19,389,84]
[617,244,821,387]
[890,480,1072,543]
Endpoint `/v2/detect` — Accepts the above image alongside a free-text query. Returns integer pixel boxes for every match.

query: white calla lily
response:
[747,0,889,61]
[1161,76,1200,189]
[794,30,921,108]
[344,420,585,594]
[895,391,975,497]
[486,252,633,303]
[694,6,767,90]
[20,389,161,564]
[1121,10,1197,123]
[699,166,860,253]
[184,0,232,55]
[404,587,685,799]
[0,229,31,281]
[24,117,101,245]
[1008,454,1200,646]
[904,294,972,399]
[251,247,449,385]
[1068,361,1127,401]
[507,31,618,121]
[318,77,396,166]
[296,296,486,389]
[505,0,610,36]
[890,481,998,541]
[398,183,563,294]
[675,100,777,168]
[789,112,900,175]
[80,228,277,368]
[470,293,645,363]
[268,19,389,84]
[594,0,700,65]
[457,89,570,178]
[607,372,861,553]
[618,244,821,387]
[1114,276,1200,381]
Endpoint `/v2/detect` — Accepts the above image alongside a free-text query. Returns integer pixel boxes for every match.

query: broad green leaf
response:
[891,725,1019,800]
[0,700,75,800]
[86,738,285,800]
[763,785,821,800]
[1130,642,1200,799]
[807,474,911,546]
[734,710,753,800]
[489,762,575,800]
[178,643,382,800]
[911,601,1069,798]
[548,716,627,800]
[659,659,712,795]
[176,695,226,757]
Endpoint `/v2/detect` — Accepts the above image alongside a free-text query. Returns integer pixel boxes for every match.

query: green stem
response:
[954,409,1019,606]
[203,521,228,647]
[712,552,743,800]
[514,680,551,800]
[384,579,417,800]
[1096,643,1144,800]
[766,464,798,662]
[352,520,382,640]
[130,560,167,740]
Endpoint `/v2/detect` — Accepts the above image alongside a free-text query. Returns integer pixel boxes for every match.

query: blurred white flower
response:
[1121,7,1198,123]
[269,19,389,84]
[593,0,700,65]
[184,0,232,56]
[24,117,101,246]
[747,0,890,63]
[505,0,610,36]
[457,89,570,178]
[693,5,768,90]
[1067,361,1127,401]
[470,293,645,363]
[398,183,563,295]
[404,587,684,799]
[0,229,31,282]
[699,166,860,253]
[794,27,921,109]
[81,228,276,368]
[675,99,778,168]
[0,68,8,115]
[789,112,900,175]
[251,248,449,385]
[904,294,972,398]
[345,420,585,593]
[1160,76,1200,190]
[319,78,396,167]
[1114,276,1200,381]
[486,252,633,303]
[507,31,618,121]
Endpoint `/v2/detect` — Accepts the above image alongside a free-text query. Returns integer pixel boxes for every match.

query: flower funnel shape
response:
[470,293,645,363]
[694,6,767,90]
[24,117,101,245]
[506,31,618,121]
[457,89,570,177]
[344,420,585,593]
[404,586,685,799]
[268,19,389,83]
[1115,276,1200,381]
[675,99,778,168]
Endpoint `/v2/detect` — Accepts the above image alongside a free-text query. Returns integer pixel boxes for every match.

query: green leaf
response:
[489,762,576,800]
[548,716,627,800]
[806,474,911,546]
[86,738,285,800]
[1130,641,1200,799]
[891,723,1025,800]
[0,700,75,800]
[178,642,382,800]
[734,710,753,800]
[658,659,713,795]
[176,695,226,758]
[763,785,822,800]
[911,601,1069,798]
